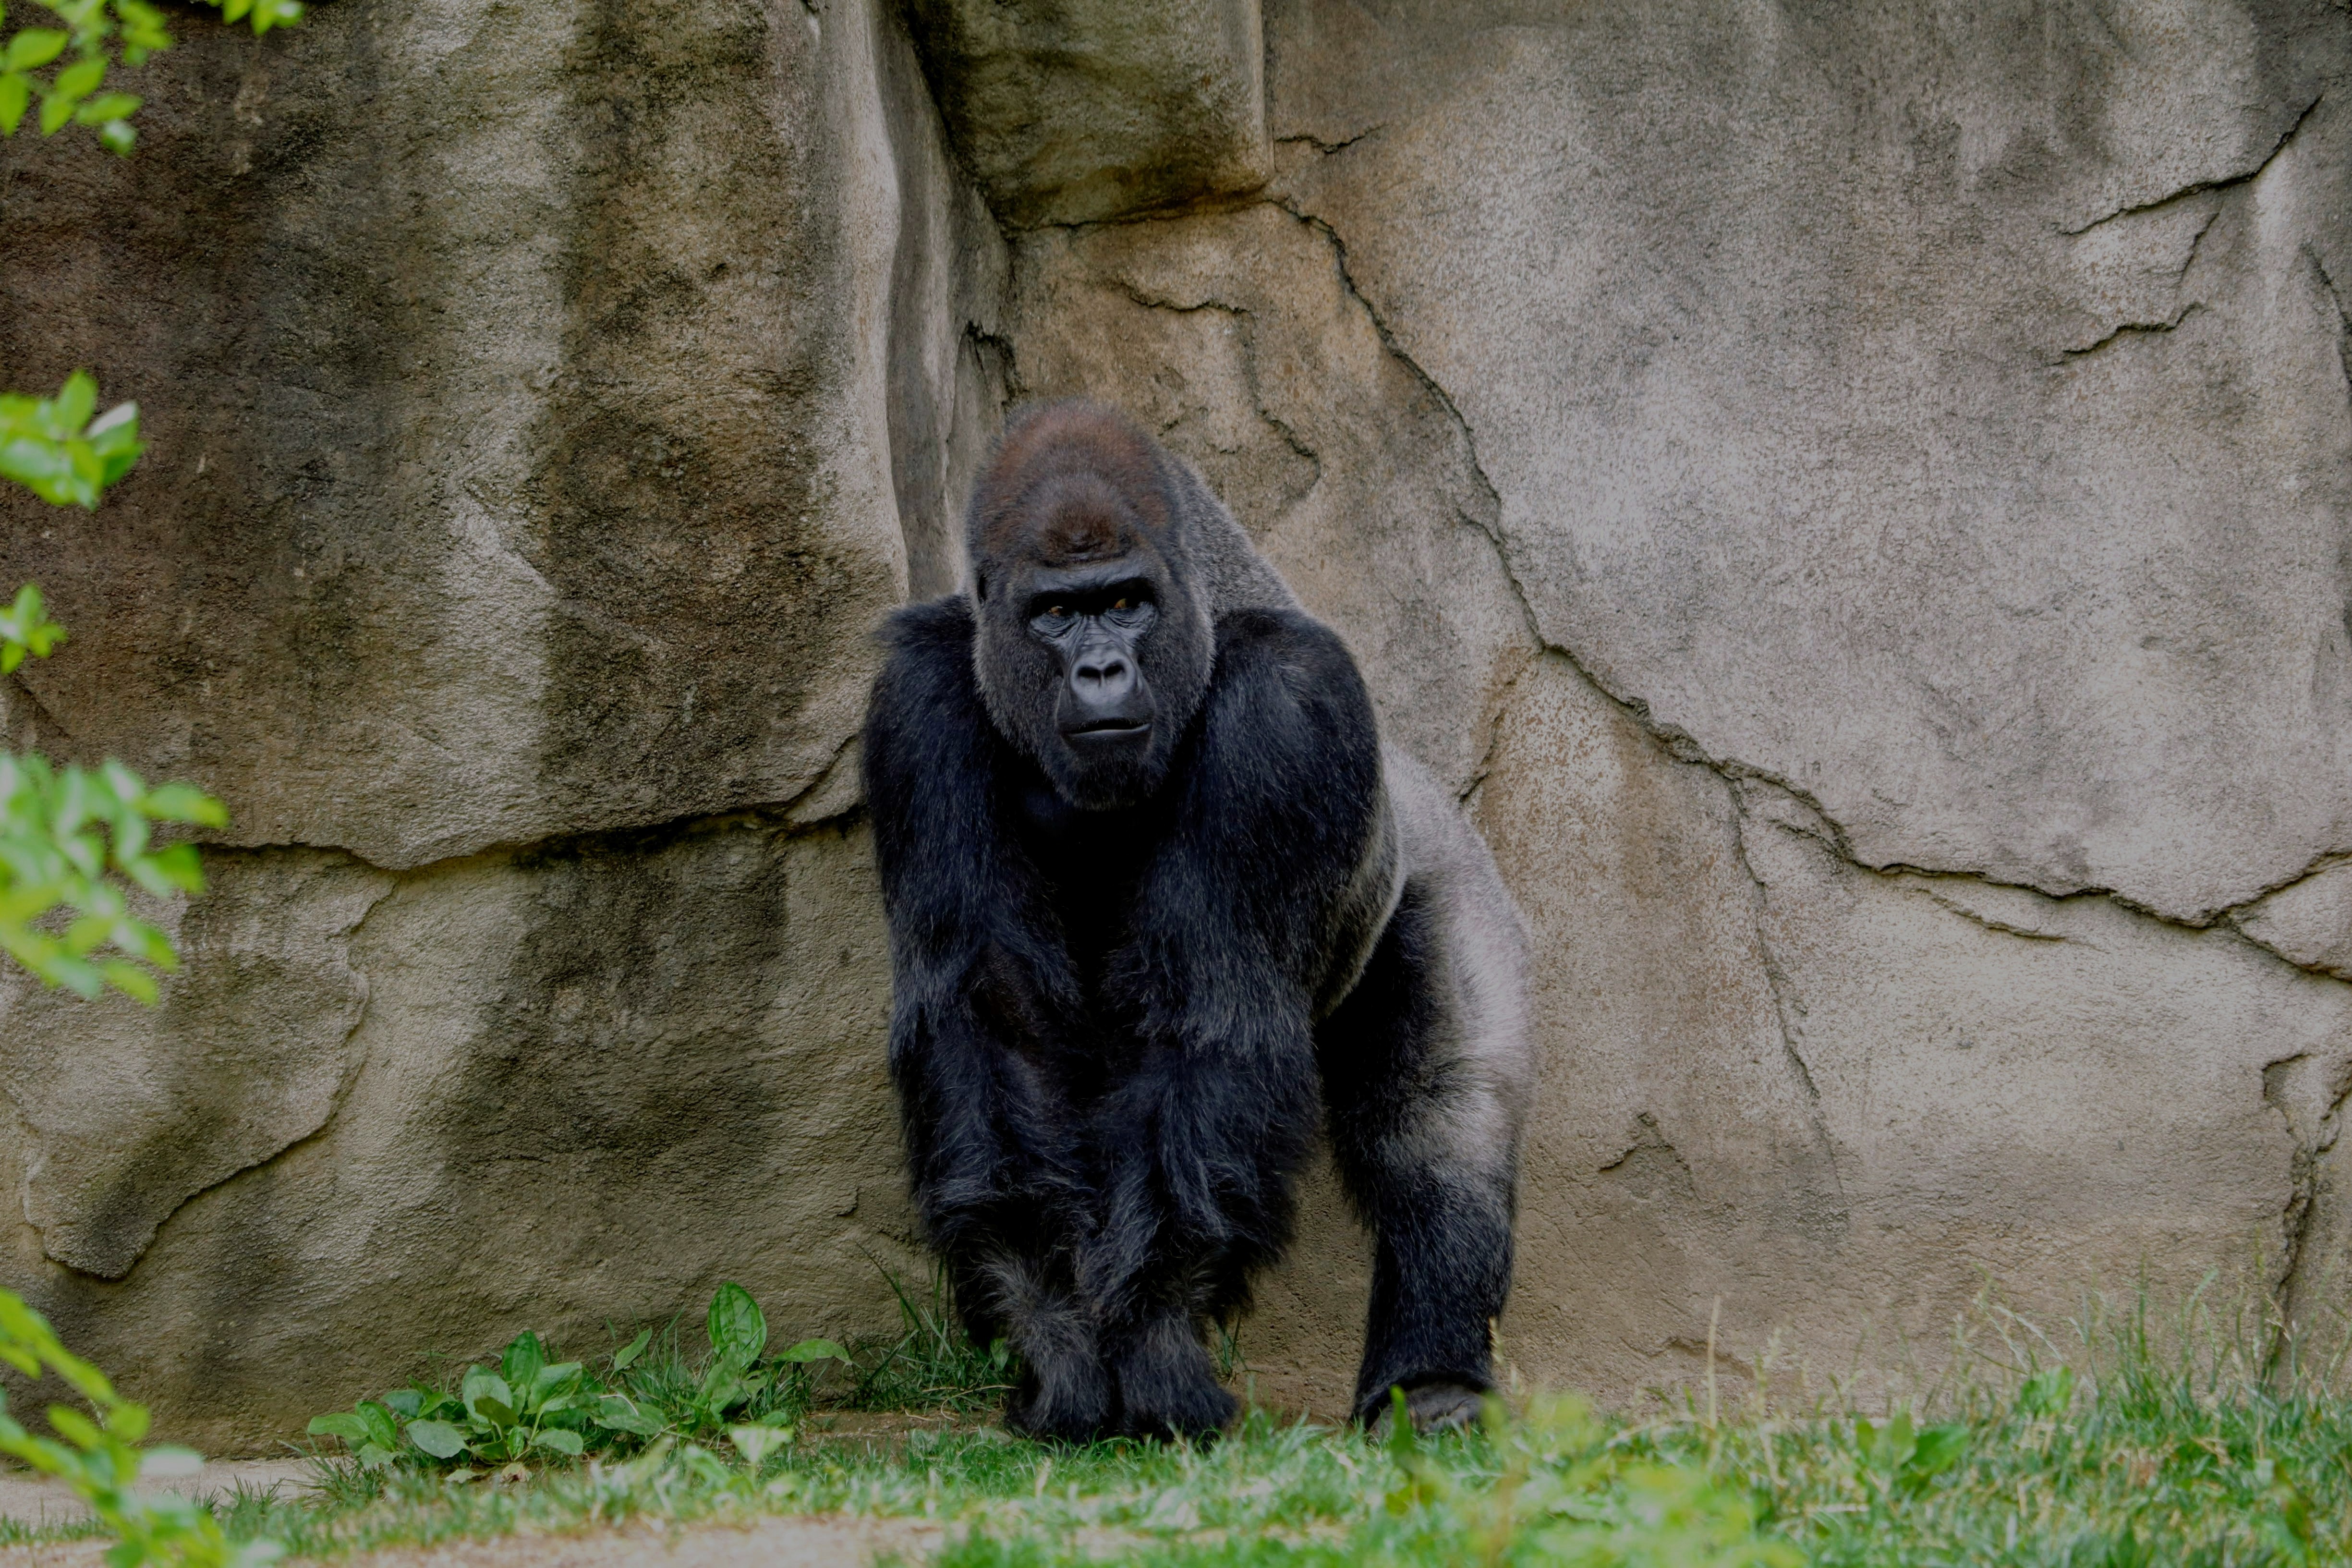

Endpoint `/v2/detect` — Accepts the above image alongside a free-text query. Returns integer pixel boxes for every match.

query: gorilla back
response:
[861,401,1530,1442]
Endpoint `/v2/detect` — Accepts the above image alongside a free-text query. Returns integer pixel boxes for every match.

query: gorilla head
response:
[966,402,1213,811]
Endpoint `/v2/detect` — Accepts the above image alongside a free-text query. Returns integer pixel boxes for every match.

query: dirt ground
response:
[0,1514,948,1567]
[0,1414,980,1566]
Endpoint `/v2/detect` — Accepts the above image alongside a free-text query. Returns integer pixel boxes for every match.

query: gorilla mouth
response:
[1066,717,1150,738]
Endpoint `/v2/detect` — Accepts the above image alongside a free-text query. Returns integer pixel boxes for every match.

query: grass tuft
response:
[843,1269,1020,1415]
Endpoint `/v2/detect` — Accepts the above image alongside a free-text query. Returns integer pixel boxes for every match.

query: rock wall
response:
[2,0,2351,1446]
[0,0,1002,1446]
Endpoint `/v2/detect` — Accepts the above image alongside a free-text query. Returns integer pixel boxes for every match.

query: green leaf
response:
[73,92,138,124]
[305,1412,368,1442]
[775,1337,851,1365]
[460,1367,514,1424]
[404,1419,464,1459]
[356,1400,400,1452]
[707,1282,765,1369]
[0,74,27,135]
[611,1327,652,1372]
[46,1405,100,1449]
[728,1422,790,1466]
[2019,1367,2074,1418]
[3,29,64,70]
[500,1331,546,1396]
[1902,1423,1968,1491]
[52,373,95,432]
[531,1361,583,1404]
[696,1363,744,1417]
[589,1397,663,1437]
[51,57,101,100]
[35,89,70,135]
[382,1388,424,1419]
[532,1428,583,1457]
[97,960,155,1003]
[354,1441,393,1471]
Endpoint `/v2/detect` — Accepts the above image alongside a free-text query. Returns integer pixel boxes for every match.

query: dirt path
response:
[312,1516,946,1567]
[0,1458,316,1531]
[0,1514,947,1567]
[0,1416,985,1565]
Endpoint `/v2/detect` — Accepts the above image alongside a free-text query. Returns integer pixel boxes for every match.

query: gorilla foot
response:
[1004,1354,1116,1444]
[1110,1315,1237,1442]
[1368,1381,1488,1439]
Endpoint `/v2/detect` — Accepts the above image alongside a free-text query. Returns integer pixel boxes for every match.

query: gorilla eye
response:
[1113,598,1130,610]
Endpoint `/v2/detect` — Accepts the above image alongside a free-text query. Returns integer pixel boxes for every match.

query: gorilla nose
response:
[1073,653,1134,701]
[1059,643,1152,740]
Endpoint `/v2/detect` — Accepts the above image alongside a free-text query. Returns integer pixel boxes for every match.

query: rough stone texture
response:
[2236,859,2352,977]
[998,0,2352,1408]
[0,852,391,1281]
[9,0,2352,1445]
[0,0,1004,871]
[1268,0,2352,929]
[0,0,993,1448]
[903,0,1269,227]
[0,814,918,1450]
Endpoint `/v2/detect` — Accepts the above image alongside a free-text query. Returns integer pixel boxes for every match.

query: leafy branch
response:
[0,0,300,1562]
[0,1293,279,1567]
[0,0,301,155]
[0,372,142,510]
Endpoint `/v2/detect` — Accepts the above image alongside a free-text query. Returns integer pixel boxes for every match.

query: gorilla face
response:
[978,537,1210,811]
[967,409,1214,812]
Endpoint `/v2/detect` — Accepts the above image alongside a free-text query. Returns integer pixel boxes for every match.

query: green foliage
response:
[0,586,229,998]
[305,1284,853,1477]
[0,746,228,1000]
[0,372,141,509]
[0,1291,276,1567]
[844,1266,1018,1413]
[0,582,63,671]
[0,0,299,155]
[0,5,301,1566]
[232,1285,2352,1566]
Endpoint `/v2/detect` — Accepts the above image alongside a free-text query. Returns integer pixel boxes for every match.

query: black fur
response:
[862,402,1524,1441]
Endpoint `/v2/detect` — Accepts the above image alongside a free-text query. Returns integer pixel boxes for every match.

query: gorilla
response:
[861,401,1531,1442]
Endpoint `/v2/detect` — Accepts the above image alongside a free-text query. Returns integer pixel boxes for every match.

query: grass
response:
[77,1282,2352,1564]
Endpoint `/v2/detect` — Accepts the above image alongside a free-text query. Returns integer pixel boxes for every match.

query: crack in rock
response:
[1274,126,1383,157]
[1902,882,2074,943]
[1106,280,1327,490]
[2061,300,2205,360]
[2312,248,2352,402]
[1268,190,2352,963]
[2261,1050,2352,1332]
[2062,92,2324,236]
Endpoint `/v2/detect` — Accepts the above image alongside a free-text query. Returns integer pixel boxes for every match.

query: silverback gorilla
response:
[861,401,1531,1442]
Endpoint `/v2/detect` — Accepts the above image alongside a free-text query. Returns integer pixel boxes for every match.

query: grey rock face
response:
[1000,0,2352,1408]
[0,0,1005,872]
[1264,0,2352,927]
[5,816,917,1450]
[0,852,390,1280]
[2235,861,2352,977]
[905,0,1270,226]
[0,0,989,1447]
[6,0,2352,1444]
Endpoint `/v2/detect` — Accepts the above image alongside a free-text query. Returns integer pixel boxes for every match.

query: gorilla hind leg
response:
[1319,873,1528,1427]
[971,1249,1115,1442]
